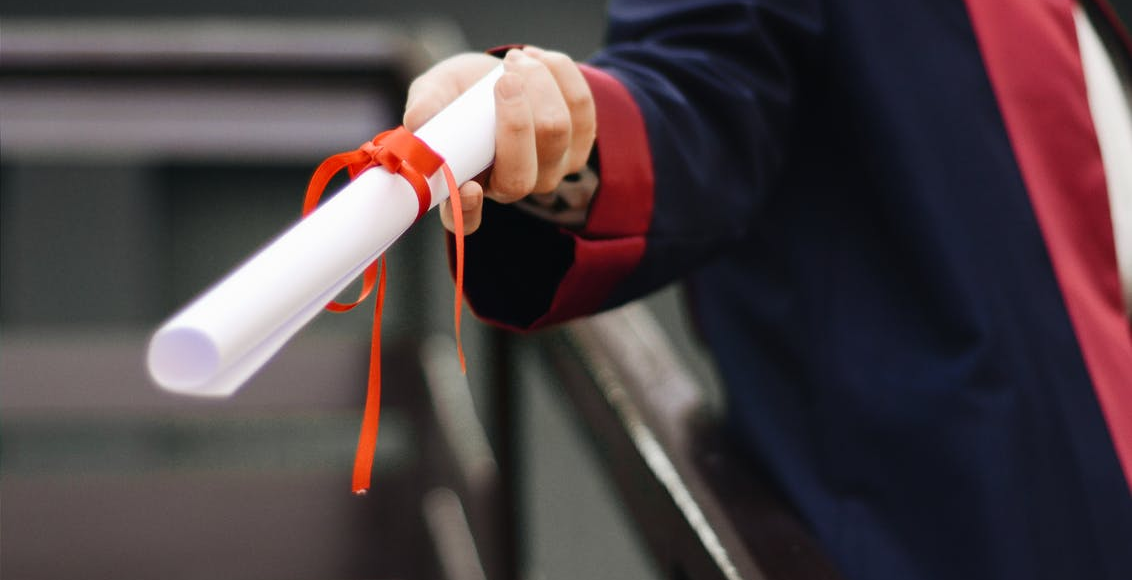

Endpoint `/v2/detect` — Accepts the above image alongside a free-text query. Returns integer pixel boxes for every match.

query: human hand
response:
[403,46,596,234]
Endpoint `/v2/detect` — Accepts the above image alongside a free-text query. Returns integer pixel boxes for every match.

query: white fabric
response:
[518,166,598,228]
[1076,5,1132,317]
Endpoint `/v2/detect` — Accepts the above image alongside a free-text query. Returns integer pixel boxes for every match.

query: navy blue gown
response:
[458,1,1132,578]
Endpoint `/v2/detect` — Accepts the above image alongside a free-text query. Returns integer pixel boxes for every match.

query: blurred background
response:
[0,0,608,59]
[3,2,1130,580]
[0,2,670,579]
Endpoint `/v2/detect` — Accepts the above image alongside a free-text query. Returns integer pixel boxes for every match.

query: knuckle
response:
[492,174,535,202]
[565,148,592,175]
[533,161,568,194]
[542,51,573,70]
[564,89,592,113]
[525,53,550,71]
[535,113,571,145]
[511,53,544,74]
[500,114,530,137]
[533,175,565,194]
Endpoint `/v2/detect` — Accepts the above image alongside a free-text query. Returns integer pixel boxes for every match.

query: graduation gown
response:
[458,1,1132,578]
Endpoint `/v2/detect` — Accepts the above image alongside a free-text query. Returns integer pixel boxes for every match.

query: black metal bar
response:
[539,304,842,580]
[491,327,521,580]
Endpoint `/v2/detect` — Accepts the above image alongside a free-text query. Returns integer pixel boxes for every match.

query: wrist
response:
[513,162,600,229]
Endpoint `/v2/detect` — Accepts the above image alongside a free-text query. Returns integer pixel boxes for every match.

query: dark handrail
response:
[540,303,842,580]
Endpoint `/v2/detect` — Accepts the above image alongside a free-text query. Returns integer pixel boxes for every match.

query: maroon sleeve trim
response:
[486,44,525,57]
[449,61,656,330]
[526,64,658,327]
[529,236,649,326]
[577,64,656,240]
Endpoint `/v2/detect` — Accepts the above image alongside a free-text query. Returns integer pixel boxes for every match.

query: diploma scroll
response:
[147,65,504,397]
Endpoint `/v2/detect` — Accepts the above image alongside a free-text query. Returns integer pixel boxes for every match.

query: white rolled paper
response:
[148,65,504,397]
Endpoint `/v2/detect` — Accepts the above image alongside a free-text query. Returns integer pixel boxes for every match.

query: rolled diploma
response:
[148,65,505,397]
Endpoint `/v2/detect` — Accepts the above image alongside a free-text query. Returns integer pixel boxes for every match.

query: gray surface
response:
[0,332,420,580]
[1,164,164,326]
[0,1,610,61]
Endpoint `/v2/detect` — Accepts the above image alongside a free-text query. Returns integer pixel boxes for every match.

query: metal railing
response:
[535,303,842,580]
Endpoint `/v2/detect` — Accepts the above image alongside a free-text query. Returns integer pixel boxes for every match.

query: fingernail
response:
[461,190,482,211]
[523,46,544,57]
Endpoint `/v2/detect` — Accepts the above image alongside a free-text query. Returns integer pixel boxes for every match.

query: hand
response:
[403,46,596,234]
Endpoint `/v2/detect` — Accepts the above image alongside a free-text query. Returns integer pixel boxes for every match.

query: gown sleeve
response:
[456,0,825,330]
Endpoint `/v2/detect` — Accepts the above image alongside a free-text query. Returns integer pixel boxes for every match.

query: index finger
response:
[404,53,501,131]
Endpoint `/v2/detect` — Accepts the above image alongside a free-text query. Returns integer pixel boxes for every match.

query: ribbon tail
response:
[443,164,467,374]
[305,128,468,495]
[352,257,387,495]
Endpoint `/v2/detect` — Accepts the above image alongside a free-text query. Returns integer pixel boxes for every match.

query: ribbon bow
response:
[303,126,466,494]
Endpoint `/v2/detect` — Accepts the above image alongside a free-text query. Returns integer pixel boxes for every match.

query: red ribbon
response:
[303,126,466,495]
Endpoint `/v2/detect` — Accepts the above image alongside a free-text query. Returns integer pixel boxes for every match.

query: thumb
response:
[440,181,485,235]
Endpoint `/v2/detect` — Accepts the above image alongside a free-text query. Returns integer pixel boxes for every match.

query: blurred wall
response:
[0,5,655,580]
[2,0,1128,106]
[0,0,610,60]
